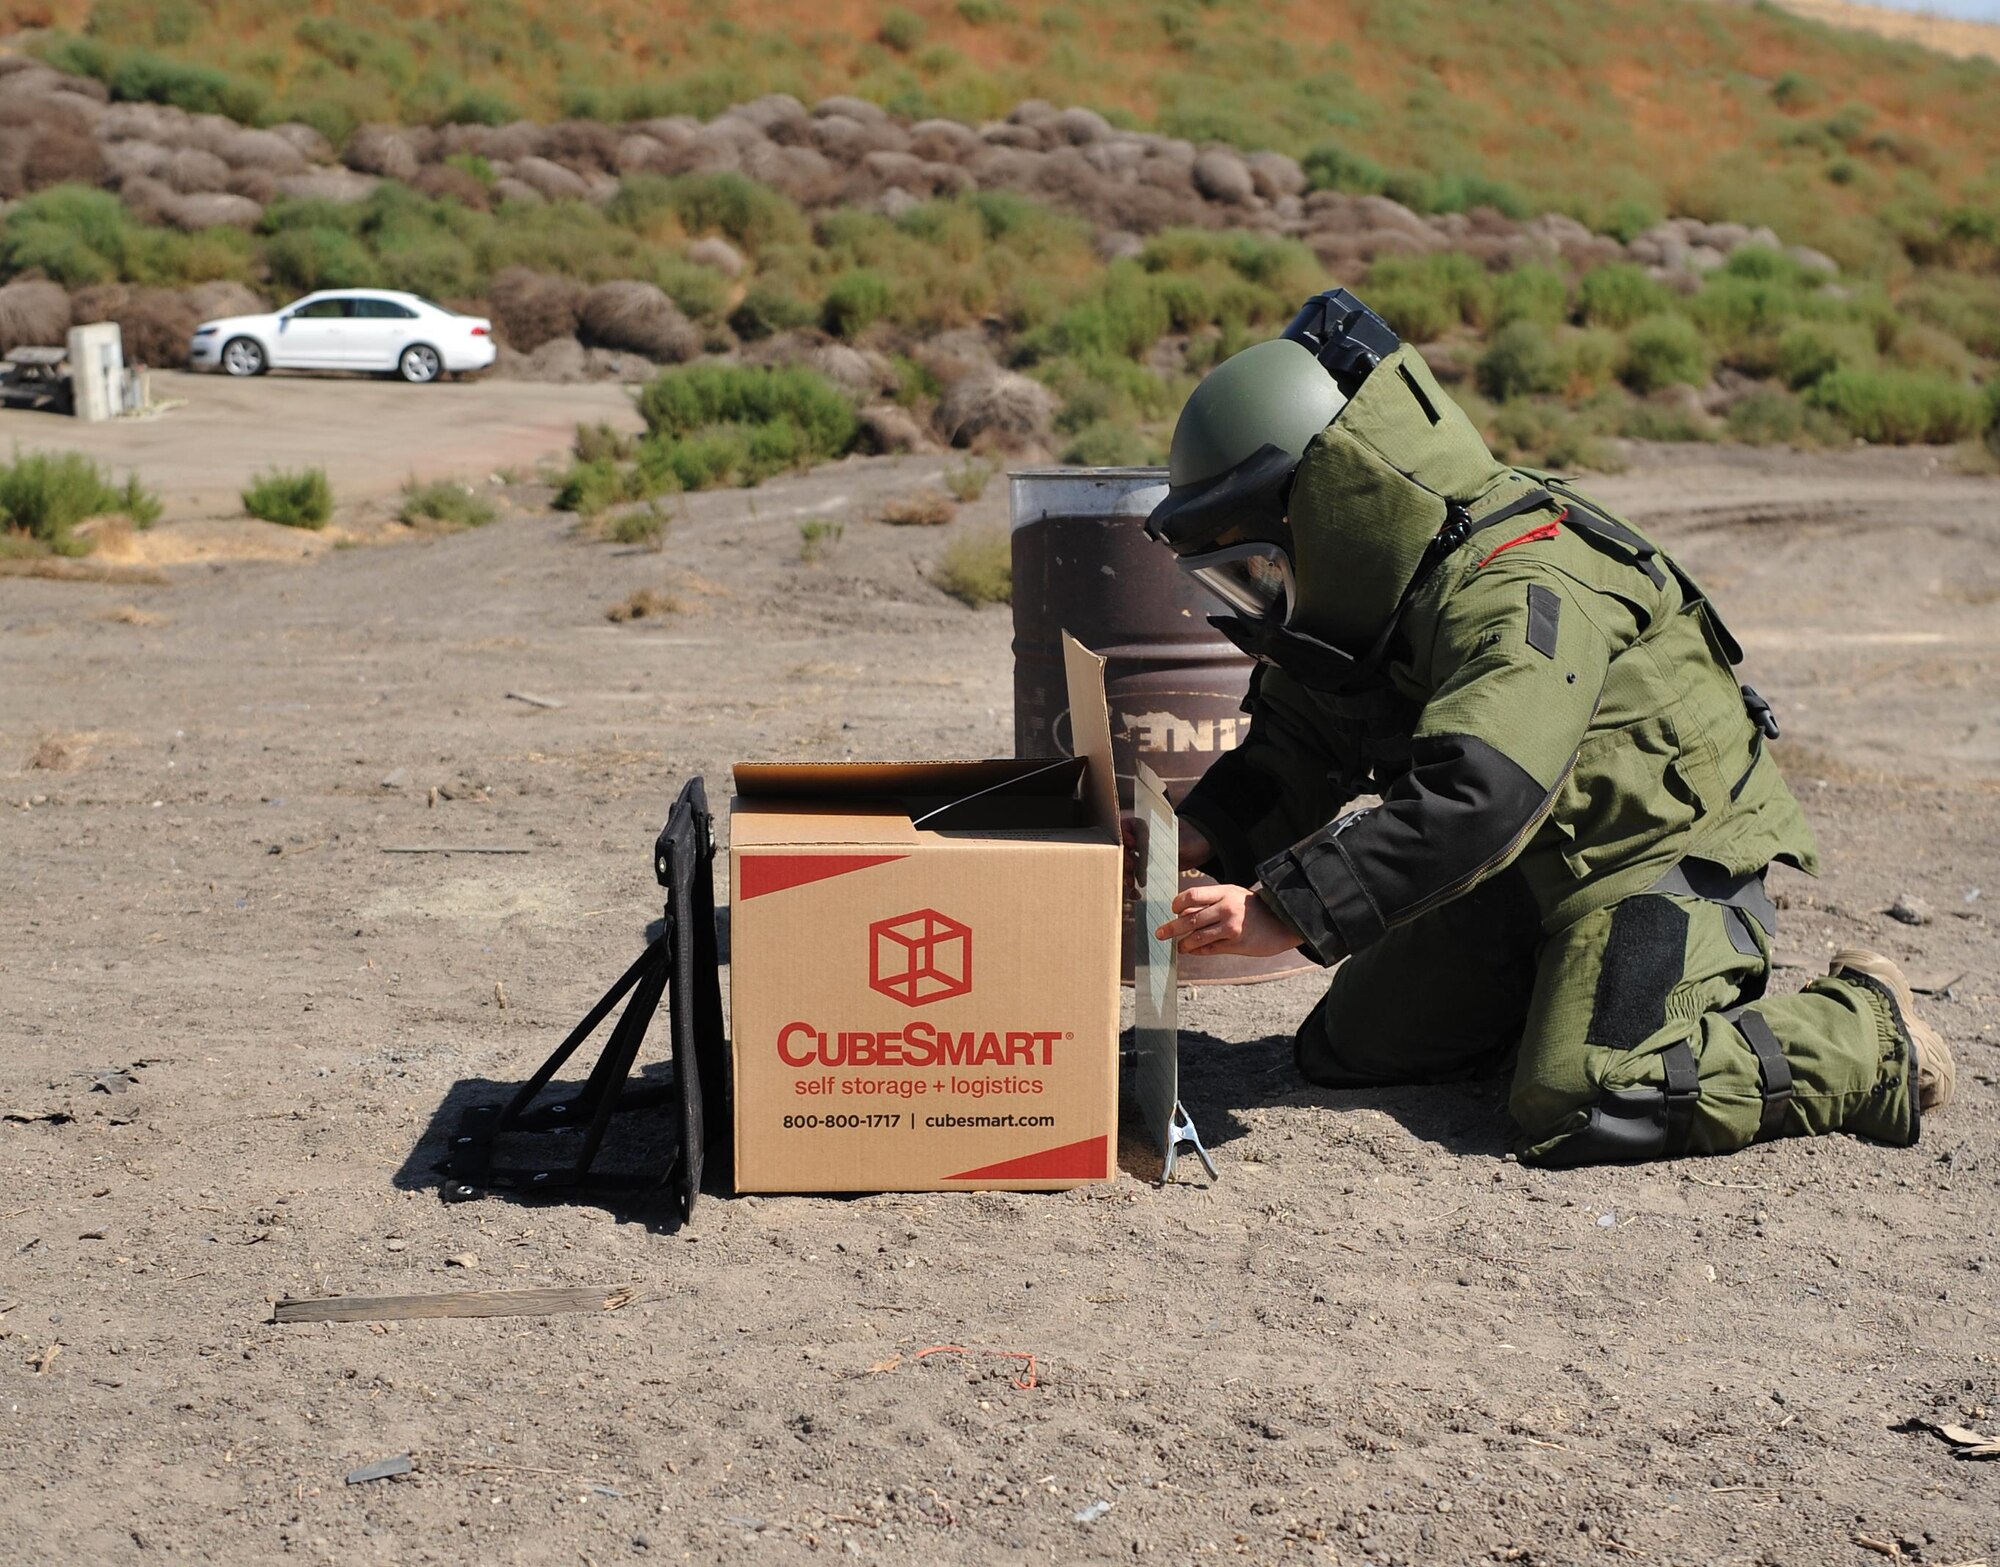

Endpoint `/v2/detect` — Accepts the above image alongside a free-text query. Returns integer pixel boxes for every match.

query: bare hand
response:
[1154,882,1301,957]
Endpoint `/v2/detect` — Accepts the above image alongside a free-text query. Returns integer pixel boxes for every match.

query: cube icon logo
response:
[869,909,972,1007]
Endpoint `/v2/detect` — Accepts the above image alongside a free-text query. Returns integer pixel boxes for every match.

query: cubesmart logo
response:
[869,909,972,1007]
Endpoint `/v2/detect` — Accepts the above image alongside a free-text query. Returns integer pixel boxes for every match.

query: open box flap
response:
[1061,631,1119,840]
[732,756,1091,841]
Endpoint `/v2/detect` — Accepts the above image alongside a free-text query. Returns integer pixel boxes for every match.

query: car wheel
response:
[398,344,442,384]
[221,337,266,377]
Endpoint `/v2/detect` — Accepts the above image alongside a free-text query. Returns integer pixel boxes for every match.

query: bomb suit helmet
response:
[1145,339,1344,628]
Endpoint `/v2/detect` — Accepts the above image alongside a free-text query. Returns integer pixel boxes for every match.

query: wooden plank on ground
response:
[273,1284,639,1324]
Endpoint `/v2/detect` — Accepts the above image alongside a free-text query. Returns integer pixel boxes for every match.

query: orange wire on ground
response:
[912,1343,1040,1390]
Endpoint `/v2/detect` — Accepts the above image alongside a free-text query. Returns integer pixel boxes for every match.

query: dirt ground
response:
[2,439,1996,1567]
[0,370,645,521]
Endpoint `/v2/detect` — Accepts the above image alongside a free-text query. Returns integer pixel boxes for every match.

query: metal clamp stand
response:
[443,777,728,1222]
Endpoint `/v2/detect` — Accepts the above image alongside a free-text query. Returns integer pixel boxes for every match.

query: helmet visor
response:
[1178,541,1295,625]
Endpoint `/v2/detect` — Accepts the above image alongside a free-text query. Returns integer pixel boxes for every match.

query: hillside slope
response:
[8,0,1999,272]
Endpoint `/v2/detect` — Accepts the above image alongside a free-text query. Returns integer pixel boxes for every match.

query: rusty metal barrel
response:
[1009,466,1311,984]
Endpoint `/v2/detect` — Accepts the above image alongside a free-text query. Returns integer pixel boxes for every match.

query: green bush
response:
[729,282,817,341]
[1301,141,1386,195]
[1491,264,1568,329]
[1803,367,1982,444]
[877,7,924,51]
[1475,321,1570,401]
[1617,396,1714,443]
[0,186,135,287]
[1774,321,1876,389]
[573,421,636,465]
[637,363,857,455]
[1484,401,1614,473]
[555,458,640,517]
[1724,388,1833,446]
[265,225,378,294]
[0,451,160,555]
[1577,263,1671,330]
[1061,421,1156,466]
[243,467,334,529]
[1621,314,1712,393]
[933,526,1012,606]
[1902,271,2000,358]
[399,478,496,528]
[1367,253,1493,335]
[821,268,893,338]
[612,172,810,253]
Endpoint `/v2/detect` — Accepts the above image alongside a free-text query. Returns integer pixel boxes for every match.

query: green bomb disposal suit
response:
[1175,345,1920,1166]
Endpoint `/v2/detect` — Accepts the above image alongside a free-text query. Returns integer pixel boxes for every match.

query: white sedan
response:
[189,288,496,383]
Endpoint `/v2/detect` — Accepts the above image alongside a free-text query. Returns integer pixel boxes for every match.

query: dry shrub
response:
[543,120,622,173]
[217,127,309,174]
[936,368,1056,452]
[186,280,264,321]
[510,155,589,201]
[275,169,377,204]
[484,121,548,163]
[606,586,680,622]
[878,489,956,526]
[578,281,701,362]
[97,101,187,144]
[413,163,491,209]
[69,284,198,367]
[0,280,72,352]
[102,138,171,183]
[490,267,585,352]
[101,604,166,626]
[0,100,103,197]
[685,236,745,277]
[161,147,230,194]
[269,122,334,162]
[489,177,545,207]
[345,124,421,181]
[857,403,930,454]
[163,192,262,231]
[808,342,880,397]
[27,735,81,771]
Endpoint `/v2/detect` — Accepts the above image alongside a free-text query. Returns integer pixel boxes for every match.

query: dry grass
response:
[942,460,993,503]
[26,734,83,771]
[797,518,844,562]
[605,585,680,622]
[932,525,1011,607]
[877,489,956,527]
[0,556,169,584]
[99,603,166,626]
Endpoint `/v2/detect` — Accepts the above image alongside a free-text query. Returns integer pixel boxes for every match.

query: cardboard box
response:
[729,635,1121,1192]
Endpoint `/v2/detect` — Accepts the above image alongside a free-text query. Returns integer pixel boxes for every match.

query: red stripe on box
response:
[945,1135,1109,1183]
[738,853,905,901]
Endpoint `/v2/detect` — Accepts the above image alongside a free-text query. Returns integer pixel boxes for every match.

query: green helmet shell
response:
[1167,339,1347,490]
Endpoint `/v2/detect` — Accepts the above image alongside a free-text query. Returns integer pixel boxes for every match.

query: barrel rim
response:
[1007,465,1168,481]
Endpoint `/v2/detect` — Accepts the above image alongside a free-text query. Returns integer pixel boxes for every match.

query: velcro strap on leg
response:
[1734,1008,1793,1143]
[1661,1040,1699,1156]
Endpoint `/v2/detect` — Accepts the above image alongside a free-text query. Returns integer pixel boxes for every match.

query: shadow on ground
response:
[1118,1027,1516,1181]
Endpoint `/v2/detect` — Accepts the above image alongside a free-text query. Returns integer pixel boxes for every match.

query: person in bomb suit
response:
[1143,290,1953,1165]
